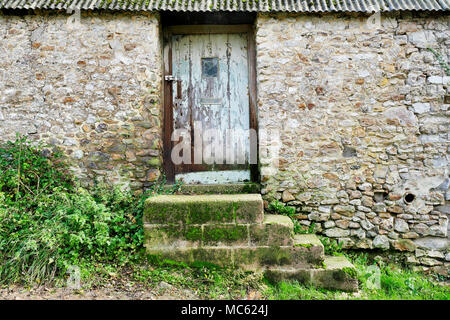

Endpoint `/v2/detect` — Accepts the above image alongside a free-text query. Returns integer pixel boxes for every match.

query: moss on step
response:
[145,223,251,247]
[234,246,320,270]
[203,225,248,245]
[342,266,358,279]
[185,226,203,241]
[293,234,325,264]
[144,224,203,248]
[294,243,313,248]
[188,201,236,224]
[144,194,263,225]
[192,248,234,266]
[311,256,359,291]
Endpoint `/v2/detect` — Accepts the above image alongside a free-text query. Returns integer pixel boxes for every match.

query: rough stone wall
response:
[0,11,163,189]
[256,12,449,271]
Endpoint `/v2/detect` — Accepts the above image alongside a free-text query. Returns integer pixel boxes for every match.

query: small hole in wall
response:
[404,193,416,204]
[444,95,450,104]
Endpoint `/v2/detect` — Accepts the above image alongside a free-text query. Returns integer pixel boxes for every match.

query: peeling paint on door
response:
[171,32,251,184]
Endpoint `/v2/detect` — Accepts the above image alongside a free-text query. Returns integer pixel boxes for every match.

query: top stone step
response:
[163,183,261,195]
[144,194,264,225]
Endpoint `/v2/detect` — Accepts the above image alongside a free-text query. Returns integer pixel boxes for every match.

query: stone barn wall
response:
[0,11,163,189]
[256,12,449,271]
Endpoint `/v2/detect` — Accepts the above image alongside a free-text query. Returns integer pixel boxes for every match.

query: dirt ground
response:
[0,282,267,300]
[0,282,202,300]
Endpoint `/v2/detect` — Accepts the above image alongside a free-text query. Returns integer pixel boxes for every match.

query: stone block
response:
[264,256,358,292]
[144,224,203,248]
[249,214,294,246]
[311,256,359,292]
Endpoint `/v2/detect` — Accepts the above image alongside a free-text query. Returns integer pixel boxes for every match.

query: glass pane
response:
[202,57,218,78]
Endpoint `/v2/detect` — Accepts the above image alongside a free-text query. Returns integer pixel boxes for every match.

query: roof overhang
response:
[0,0,448,13]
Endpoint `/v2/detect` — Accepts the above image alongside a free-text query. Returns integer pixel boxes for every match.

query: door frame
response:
[162,24,258,184]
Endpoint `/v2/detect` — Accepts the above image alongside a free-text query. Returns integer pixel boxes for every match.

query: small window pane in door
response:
[202,58,218,78]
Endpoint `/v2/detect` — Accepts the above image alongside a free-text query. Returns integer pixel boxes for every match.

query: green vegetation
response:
[268,200,295,216]
[132,257,265,299]
[203,225,248,242]
[319,236,344,256]
[267,200,314,234]
[427,47,450,76]
[0,136,180,285]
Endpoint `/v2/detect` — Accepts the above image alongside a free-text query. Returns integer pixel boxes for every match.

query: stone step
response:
[249,214,294,246]
[145,245,320,270]
[144,233,325,270]
[164,183,261,194]
[144,214,294,249]
[293,234,325,263]
[144,194,264,225]
[264,255,359,292]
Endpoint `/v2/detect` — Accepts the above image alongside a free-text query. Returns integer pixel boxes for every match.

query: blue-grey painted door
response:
[170,33,251,184]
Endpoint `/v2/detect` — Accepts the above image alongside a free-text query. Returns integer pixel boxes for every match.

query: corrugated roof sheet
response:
[0,0,448,12]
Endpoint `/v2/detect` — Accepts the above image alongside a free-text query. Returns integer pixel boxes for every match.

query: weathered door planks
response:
[163,25,258,184]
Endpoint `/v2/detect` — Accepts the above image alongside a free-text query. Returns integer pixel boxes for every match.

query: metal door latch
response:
[165,75,177,81]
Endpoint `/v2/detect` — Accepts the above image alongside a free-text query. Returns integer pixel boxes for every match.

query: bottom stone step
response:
[264,256,359,292]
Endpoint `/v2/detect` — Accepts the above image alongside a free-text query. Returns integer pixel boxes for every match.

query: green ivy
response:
[427,47,450,76]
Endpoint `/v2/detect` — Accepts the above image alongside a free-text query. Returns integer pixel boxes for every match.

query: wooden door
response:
[163,26,257,184]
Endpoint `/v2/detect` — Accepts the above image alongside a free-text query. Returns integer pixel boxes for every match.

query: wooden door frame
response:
[162,24,258,184]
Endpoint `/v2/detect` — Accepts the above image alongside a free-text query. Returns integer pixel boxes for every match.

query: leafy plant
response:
[319,236,344,256]
[0,135,74,206]
[268,200,318,235]
[268,200,296,216]
[296,222,316,234]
